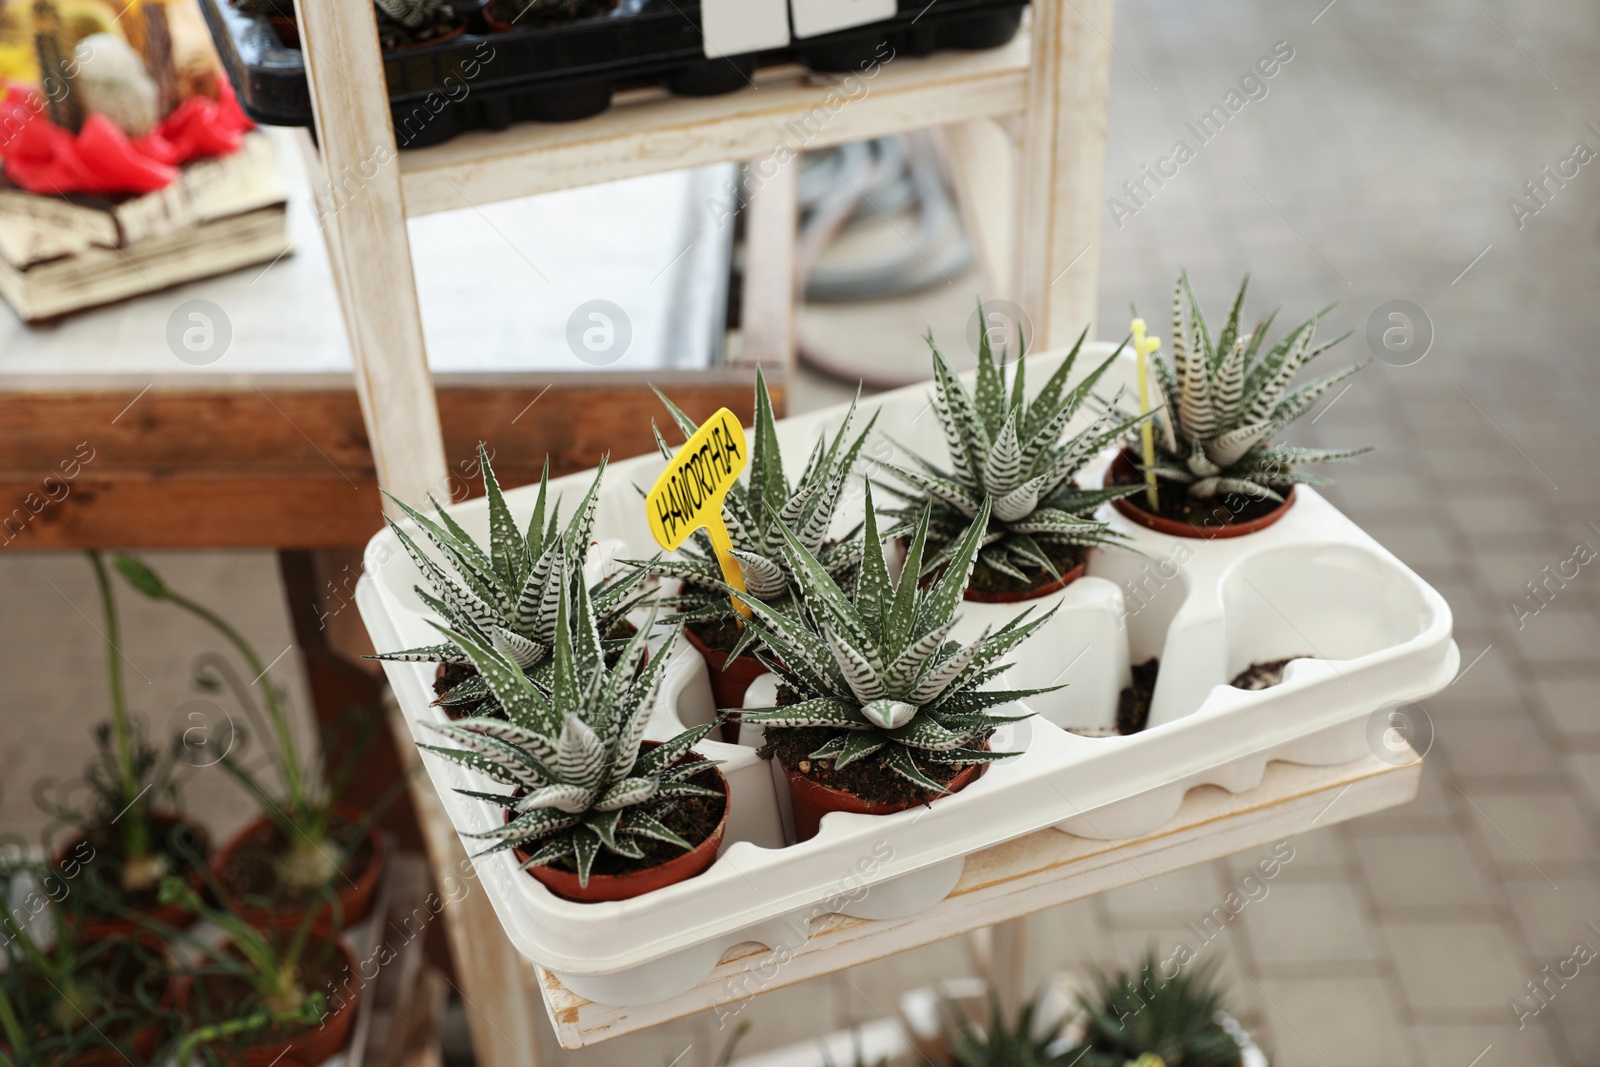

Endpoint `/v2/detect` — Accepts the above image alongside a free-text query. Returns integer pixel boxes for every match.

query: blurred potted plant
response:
[113,554,388,932]
[880,325,1152,602]
[157,878,353,1067]
[640,368,876,711]
[372,446,650,721]
[42,551,209,938]
[941,992,1069,1067]
[235,0,464,51]
[0,857,176,1066]
[1104,273,1370,538]
[739,490,1054,840]
[420,569,728,902]
[1059,954,1264,1067]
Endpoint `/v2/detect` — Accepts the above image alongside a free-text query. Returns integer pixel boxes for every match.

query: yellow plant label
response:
[646,407,752,617]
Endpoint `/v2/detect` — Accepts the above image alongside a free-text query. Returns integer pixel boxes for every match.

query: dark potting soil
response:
[71,815,208,915]
[1229,657,1301,691]
[186,941,347,1056]
[1108,456,1284,528]
[219,815,374,911]
[938,538,1088,599]
[544,764,725,878]
[689,614,747,654]
[757,685,984,805]
[1117,658,1160,735]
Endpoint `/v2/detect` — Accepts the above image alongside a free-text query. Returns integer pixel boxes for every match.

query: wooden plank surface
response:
[397,33,1033,217]
[539,752,1421,1048]
[0,374,774,549]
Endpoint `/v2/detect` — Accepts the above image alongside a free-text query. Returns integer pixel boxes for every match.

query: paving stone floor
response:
[2,1,1596,1065]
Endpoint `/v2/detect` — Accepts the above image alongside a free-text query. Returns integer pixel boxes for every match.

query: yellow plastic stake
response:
[646,407,752,619]
[1130,318,1161,512]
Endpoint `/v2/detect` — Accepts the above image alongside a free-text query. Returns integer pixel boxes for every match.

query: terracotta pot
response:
[516,751,729,903]
[684,624,767,735]
[52,813,210,939]
[964,558,1087,603]
[1105,449,1296,539]
[178,940,359,1067]
[268,15,300,47]
[213,805,386,932]
[780,752,987,842]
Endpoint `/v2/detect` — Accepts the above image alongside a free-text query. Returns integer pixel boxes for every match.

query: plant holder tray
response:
[198,0,1027,147]
[355,342,1457,1007]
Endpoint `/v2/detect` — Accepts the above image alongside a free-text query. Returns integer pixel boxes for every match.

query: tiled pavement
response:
[2,1,1596,1065]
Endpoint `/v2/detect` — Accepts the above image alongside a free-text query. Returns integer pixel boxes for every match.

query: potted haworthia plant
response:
[235,0,464,50]
[419,568,729,902]
[114,554,389,933]
[1106,273,1370,538]
[157,879,353,1067]
[43,551,209,939]
[374,446,650,721]
[1061,953,1262,1067]
[941,993,1070,1067]
[739,489,1055,840]
[0,858,176,1067]
[879,326,1152,603]
[641,368,876,710]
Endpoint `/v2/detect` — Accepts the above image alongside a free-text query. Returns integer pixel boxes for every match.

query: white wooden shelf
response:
[397,32,1033,217]
[533,751,1420,1048]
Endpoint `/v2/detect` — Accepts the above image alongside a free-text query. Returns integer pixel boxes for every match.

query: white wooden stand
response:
[286,5,1406,1063]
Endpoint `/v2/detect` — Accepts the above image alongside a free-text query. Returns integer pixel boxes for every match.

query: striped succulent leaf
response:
[1118,273,1372,501]
[421,568,723,888]
[879,317,1154,583]
[737,488,1055,794]
[373,445,652,714]
[633,366,877,629]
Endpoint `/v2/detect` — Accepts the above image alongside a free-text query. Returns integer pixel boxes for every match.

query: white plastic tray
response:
[355,343,1456,1006]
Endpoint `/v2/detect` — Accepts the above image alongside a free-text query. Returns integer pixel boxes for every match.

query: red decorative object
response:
[0,79,254,197]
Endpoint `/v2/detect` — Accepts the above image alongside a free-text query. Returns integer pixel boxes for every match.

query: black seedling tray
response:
[199,0,1026,148]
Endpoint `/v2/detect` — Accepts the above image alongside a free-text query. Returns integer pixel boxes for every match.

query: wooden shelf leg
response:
[1013,0,1116,346]
[292,0,449,511]
[387,700,545,1067]
[738,151,800,402]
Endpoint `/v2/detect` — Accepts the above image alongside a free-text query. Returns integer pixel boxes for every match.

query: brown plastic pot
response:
[213,805,386,932]
[780,752,987,842]
[178,940,359,1067]
[1105,449,1296,539]
[52,812,210,939]
[515,751,729,903]
[684,625,767,736]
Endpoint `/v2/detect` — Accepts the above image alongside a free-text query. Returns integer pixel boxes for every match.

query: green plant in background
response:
[153,878,332,1067]
[1115,272,1370,501]
[113,553,376,901]
[0,859,171,1064]
[67,551,190,896]
[879,324,1152,585]
[420,567,724,887]
[1061,954,1244,1067]
[942,994,1067,1067]
[639,367,877,658]
[736,490,1054,792]
[375,446,650,715]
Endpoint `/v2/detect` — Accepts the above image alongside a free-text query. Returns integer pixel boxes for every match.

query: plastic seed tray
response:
[356,343,1457,1006]
[199,0,1027,147]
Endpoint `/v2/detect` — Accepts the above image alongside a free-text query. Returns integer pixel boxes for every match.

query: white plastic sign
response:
[701,0,790,58]
[791,0,897,39]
